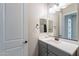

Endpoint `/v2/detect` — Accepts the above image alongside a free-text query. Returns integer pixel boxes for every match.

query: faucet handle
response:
[55,37,59,41]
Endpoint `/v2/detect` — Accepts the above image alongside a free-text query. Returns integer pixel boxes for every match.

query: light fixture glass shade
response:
[48,3,70,14]
[59,3,70,9]
[49,5,60,14]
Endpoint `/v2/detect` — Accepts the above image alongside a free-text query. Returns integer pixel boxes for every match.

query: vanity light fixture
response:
[48,3,70,14]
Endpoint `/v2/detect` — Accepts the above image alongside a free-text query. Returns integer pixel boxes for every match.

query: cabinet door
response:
[39,47,47,56]
[38,40,47,56]
[48,50,56,56]
[48,45,70,56]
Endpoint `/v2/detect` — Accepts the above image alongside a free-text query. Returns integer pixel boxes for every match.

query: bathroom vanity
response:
[38,37,79,56]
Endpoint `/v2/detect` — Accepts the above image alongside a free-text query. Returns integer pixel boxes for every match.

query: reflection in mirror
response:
[48,20,53,33]
[62,12,77,41]
[40,19,47,33]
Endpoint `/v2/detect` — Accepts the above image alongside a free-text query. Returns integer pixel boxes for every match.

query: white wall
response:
[26,3,47,56]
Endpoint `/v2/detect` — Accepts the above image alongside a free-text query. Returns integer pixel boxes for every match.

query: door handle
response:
[23,41,27,44]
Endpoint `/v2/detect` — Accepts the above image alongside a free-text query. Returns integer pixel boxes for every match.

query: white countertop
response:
[39,37,79,55]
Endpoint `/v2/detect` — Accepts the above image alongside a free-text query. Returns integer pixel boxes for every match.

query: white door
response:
[0,3,28,56]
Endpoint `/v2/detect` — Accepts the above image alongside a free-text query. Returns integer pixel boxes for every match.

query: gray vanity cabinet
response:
[38,40,71,56]
[38,40,48,56]
[38,40,57,56]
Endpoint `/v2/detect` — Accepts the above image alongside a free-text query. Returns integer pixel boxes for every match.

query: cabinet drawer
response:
[48,45,70,56]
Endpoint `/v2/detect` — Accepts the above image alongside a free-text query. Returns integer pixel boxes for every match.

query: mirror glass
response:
[48,20,53,33]
[62,12,77,41]
[40,19,47,33]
